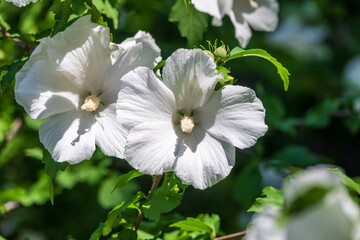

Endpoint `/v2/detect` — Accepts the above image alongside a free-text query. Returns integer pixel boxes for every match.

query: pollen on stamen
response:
[249,0,259,8]
[81,95,100,112]
[180,115,195,133]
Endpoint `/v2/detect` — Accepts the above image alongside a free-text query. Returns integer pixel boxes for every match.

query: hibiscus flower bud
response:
[214,45,227,59]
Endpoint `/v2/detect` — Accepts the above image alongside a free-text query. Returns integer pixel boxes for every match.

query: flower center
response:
[81,95,100,112]
[180,115,195,133]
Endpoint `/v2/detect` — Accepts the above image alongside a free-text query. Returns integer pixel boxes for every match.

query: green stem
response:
[134,175,163,231]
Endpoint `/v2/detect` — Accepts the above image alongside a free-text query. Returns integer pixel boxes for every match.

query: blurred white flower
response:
[192,0,279,48]
[6,0,37,7]
[117,48,267,189]
[343,55,360,112]
[267,16,329,60]
[246,168,360,240]
[15,15,161,164]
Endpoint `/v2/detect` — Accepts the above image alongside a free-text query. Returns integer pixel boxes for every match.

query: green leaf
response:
[142,173,187,221]
[248,187,283,213]
[153,60,166,73]
[112,170,144,193]
[50,0,73,36]
[42,150,68,205]
[169,0,208,46]
[117,229,137,240]
[225,48,290,91]
[170,217,213,234]
[92,0,120,29]
[90,223,105,240]
[198,214,220,237]
[0,235,7,240]
[304,99,341,128]
[102,191,146,236]
[1,57,28,89]
[0,15,11,30]
[329,168,360,195]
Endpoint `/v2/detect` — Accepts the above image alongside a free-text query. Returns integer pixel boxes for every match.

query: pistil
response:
[180,115,195,133]
[81,95,100,112]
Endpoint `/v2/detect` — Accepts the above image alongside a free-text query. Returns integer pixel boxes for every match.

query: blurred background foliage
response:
[0,0,360,239]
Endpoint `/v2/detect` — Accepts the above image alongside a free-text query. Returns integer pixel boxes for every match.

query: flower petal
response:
[15,59,81,119]
[102,31,161,104]
[246,207,286,240]
[192,0,232,19]
[229,10,253,48]
[124,121,178,175]
[42,15,112,94]
[162,49,221,114]
[233,0,279,32]
[94,104,128,159]
[117,67,176,129]
[196,85,267,149]
[174,127,235,189]
[39,110,96,164]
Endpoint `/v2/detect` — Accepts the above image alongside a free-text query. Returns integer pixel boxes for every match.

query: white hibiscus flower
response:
[192,0,279,48]
[6,0,37,7]
[15,15,161,164]
[246,168,360,240]
[117,48,267,189]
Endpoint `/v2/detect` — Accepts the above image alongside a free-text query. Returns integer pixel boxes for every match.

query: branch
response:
[0,117,23,152]
[134,175,162,231]
[3,201,21,212]
[0,27,33,53]
[214,231,247,240]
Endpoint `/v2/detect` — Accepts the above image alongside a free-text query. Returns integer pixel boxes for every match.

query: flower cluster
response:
[15,15,161,164]
[192,0,279,48]
[15,16,267,189]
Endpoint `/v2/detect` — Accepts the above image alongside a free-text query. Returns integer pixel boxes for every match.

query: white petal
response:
[117,67,176,129]
[212,17,223,26]
[284,167,342,207]
[15,59,81,119]
[39,110,96,164]
[174,127,235,189]
[217,0,234,17]
[42,15,112,94]
[5,0,37,7]
[233,0,279,32]
[125,121,178,175]
[109,31,161,65]
[94,104,128,159]
[288,189,359,240]
[196,85,267,149]
[162,49,221,114]
[229,10,253,48]
[192,0,222,19]
[245,207,286,240]
[102,32,161,104]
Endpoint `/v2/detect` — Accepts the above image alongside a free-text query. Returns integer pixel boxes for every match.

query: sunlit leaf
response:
[248,187,283,213]
[1,57,28,89]
[142,173,187,221]
[225,47,290,91]
[329,168,360,195]
[112,170,143,193]
[42,150,68,205]
[169,0,208,46]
